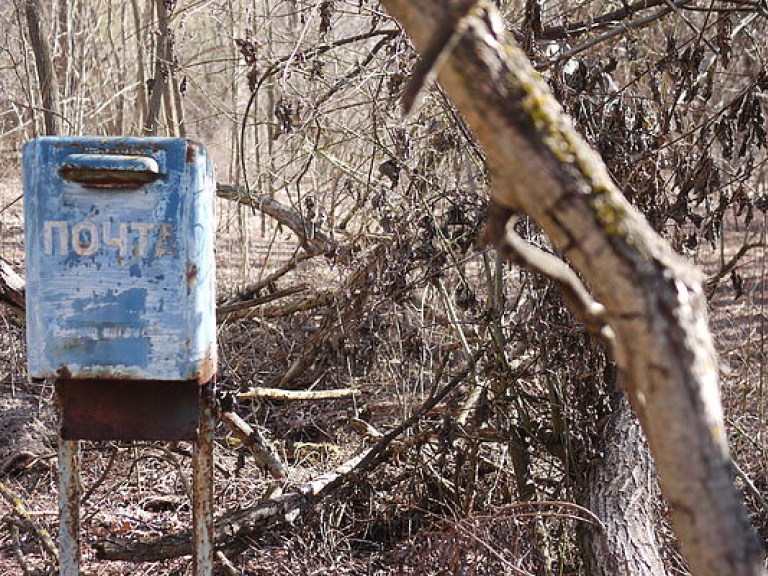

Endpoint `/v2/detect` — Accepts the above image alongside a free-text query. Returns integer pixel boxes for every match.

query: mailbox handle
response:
[59,154,161,189]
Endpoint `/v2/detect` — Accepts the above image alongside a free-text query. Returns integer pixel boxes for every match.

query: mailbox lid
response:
[23,137,216,382]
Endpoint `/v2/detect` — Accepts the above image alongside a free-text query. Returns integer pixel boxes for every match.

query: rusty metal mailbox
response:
[23,136,217,440]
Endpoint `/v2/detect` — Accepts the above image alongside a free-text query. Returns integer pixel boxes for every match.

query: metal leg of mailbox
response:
[193,383,215,576]
[58,438,80,576]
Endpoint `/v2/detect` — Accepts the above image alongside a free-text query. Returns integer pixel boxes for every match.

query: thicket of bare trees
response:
[0,1,767,575]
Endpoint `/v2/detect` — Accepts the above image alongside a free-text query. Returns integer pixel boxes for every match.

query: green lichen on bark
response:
[588,191,629,237]
[499,44,631,237]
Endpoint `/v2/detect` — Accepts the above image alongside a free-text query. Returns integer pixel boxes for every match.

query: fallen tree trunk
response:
[0,257,25,317]
[378,2,766,575]
[95,489,312,561]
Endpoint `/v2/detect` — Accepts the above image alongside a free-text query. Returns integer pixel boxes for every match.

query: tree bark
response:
[130,0,148,131]
[24,0,61,135]
[378,2,766,575]
[0,257,25,317]
[579,394,666,575]
[144,0,171,136]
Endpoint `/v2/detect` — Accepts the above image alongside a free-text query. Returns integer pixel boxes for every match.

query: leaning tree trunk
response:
[378,2,766,576]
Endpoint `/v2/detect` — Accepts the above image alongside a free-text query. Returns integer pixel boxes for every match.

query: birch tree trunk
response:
[378,2,767,575]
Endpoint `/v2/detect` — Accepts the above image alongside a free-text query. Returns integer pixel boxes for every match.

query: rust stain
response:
[186,261,198,285]
[54,353,216,383]
[56,366,148,380]
[192,382,216,574]
[189,346,217,385]
[57,379,200,441]
[57,436,81,576]
[186,140,202,163]
[58,167,159,188]
[57,365,73,380]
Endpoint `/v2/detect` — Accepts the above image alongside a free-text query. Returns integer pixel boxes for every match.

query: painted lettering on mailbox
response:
[43,220,175,259]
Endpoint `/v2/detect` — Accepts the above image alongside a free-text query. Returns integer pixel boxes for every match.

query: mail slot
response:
[22,137,217,440]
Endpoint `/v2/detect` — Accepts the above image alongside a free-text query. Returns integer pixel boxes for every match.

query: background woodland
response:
[0,0,767,574]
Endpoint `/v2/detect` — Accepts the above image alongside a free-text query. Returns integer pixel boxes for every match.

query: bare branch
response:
[217,284,310,320]
[705,242,765,299]
[238,387,360,401]
[217,408,286,480]
[540,0,676,40]
[535,0,691,70]
[486,206,611,340]
[216,183,334,254]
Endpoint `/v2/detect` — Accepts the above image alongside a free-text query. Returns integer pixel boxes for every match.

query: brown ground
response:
[0,172,766,575]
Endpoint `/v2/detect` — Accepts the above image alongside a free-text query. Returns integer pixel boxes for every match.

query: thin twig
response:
[217,284,310,320]
[705,242,765,299]
[535,0,690,71]
[660,0,720,53]
[538,0,696,40]
[80,444,119,506]
[436,279,484,425]
[732,459,768,516]
[0,482,58,560]
[215,550,241,576]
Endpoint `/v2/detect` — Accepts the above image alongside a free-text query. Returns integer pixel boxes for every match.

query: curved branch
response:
[705,242,765,299]
[216,183,334,254]
[487,203,611,339]
[540,0,681,40]
[536,0,690,70]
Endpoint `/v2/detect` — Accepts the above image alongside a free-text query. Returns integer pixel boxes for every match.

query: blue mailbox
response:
[23,137,217,440]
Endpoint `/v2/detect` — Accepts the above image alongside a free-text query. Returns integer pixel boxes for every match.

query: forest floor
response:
[0,173,766,575]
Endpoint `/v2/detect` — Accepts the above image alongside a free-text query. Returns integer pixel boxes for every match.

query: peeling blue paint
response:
[23,137,217,382]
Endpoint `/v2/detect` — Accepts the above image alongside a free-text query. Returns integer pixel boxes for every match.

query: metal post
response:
[58,438,80,576]
[192,383,215,576]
